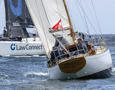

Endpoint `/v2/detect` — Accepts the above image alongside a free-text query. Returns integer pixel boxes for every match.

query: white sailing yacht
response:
[0,0,45,56]
[25,0,112,79]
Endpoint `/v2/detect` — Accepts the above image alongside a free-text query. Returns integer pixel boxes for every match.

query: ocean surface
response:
[0,35,115,90]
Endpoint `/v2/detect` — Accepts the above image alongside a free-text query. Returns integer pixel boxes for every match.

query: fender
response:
[9,0,22,16]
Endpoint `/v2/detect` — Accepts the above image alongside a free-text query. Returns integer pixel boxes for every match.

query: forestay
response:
[25,0,74,57]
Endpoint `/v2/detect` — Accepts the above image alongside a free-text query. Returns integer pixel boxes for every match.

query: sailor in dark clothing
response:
[54,35,69,47]
[50,35,69,61]
[77,38,88,54]
[79,32,85,40]
[3,27,8,37]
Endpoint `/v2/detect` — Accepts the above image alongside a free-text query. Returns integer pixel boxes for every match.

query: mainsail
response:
[25,0,74,57]
[4,0,33,38]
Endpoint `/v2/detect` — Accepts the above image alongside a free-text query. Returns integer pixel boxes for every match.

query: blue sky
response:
[67,0,115,34]
[0,0,115,34]
[92,0,115,34]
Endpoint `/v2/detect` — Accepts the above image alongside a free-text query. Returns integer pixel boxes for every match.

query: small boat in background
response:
[0,0,45,56]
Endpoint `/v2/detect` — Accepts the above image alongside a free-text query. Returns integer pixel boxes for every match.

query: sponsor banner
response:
[10,44,43,51]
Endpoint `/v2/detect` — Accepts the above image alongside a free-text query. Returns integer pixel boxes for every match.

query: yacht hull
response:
[0,38,45,56]
[48,49,112,79]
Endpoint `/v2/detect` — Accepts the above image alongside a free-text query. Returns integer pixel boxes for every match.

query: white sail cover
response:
[25,0,73,57]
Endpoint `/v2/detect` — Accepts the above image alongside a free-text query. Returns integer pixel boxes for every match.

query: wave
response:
[111,68,115,76]
[0,73,9,81]
[112,68,115,72]
[24,72,48,77]
[2,55,46,58]
[110,52,115,55]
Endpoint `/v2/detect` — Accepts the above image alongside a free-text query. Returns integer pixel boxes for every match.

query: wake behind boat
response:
[25,0,112,79]
[0,0,45,56]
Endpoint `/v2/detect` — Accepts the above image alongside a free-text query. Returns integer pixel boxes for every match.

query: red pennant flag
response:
[52,19,63,30]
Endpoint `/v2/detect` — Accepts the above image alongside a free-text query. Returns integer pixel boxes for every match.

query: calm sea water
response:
[0,42,115,90]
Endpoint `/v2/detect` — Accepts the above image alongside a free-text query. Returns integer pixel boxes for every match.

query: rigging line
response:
[90,0,107,46]
[90,0,105,38]
[84,15,90,34]
[77,0,100,44]
[77,0,90,34]
[77,0,98,35]
[79,2,104,44]
[77,0,97,34]
[90,0,102,34]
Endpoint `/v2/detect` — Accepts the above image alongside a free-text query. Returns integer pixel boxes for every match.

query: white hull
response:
[0,38,45,56]
[48,49,112,79]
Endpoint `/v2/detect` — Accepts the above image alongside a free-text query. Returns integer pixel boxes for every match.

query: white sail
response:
[42,0,74,43]
[42,0,69,28]
[25,0,73,57]
[25,0,56,57]
[0,0,6,32]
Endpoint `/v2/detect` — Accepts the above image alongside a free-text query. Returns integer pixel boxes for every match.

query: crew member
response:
[50,35,69,61]
[32,28,37,41]
[3,27,8,37]
[77,38,88,54]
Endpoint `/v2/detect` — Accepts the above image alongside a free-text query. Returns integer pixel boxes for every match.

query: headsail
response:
[4,0,33,38]
[25,0,74,57]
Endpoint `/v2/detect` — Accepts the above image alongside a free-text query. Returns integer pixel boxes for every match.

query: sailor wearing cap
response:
[77,38,88,54]
[55,34,69,47]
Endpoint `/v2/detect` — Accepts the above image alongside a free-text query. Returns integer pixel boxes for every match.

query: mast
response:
[63,0,76,41]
